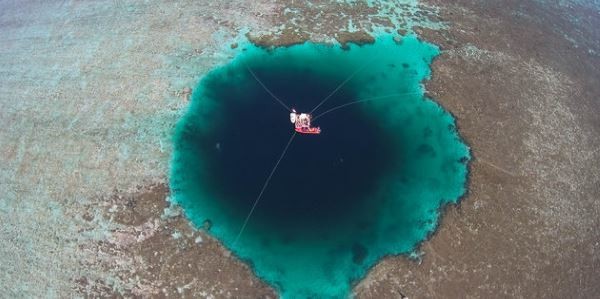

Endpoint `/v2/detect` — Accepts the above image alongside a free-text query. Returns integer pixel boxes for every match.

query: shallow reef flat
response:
[0,0,598,298]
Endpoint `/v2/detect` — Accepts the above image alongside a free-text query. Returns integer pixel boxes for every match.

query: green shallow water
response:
[170,35,470,298]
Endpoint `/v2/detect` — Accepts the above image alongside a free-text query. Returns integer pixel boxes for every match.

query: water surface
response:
[171,35,470,298]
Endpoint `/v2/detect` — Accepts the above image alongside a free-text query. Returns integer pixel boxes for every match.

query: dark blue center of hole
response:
[189,65,397,236]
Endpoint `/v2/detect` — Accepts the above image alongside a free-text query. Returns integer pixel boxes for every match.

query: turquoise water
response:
[170,35,470,298]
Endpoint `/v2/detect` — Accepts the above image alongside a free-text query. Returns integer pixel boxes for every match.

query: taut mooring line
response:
[309,62,369,115]
[233,132,297,246]
[312,92,422,121]
[309,49,384,115]
[246,66,291,111]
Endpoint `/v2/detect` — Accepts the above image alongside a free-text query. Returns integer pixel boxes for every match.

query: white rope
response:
[309,54,381,115]
[246,66,291,111]
[313,92,422,121]
[233,132,297,246]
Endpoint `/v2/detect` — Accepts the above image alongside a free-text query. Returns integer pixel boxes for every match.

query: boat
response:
[295,126,321,134]
[290,109,321,135]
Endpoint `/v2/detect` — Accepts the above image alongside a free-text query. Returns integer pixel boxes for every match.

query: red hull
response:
[295,127,321,134]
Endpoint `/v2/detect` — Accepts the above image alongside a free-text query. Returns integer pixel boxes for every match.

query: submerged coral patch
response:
[170,35,469,298]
